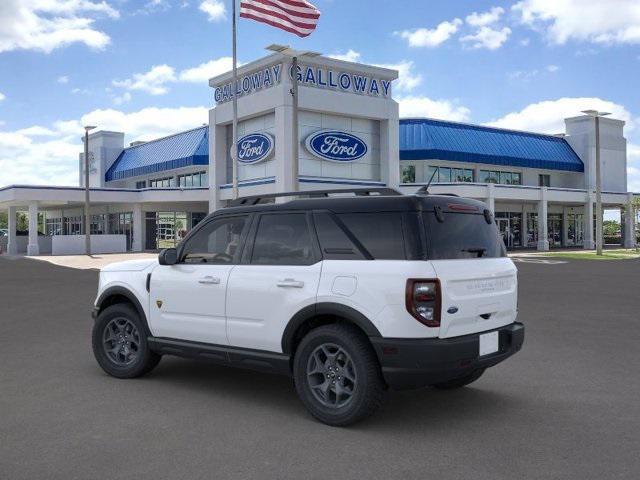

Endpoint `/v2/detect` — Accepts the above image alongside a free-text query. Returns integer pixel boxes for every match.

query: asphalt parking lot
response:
[1,256,639,480]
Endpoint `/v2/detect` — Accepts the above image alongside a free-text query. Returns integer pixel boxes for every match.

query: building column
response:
[562,207,570,247]
[7,206,18,255]
[27,203,40,256]
[132,204,143,252]
[537,187,549,251]
[484,183,495,213]
[583,195,595,249]
[623,193,637,248]
[274,104,295,196]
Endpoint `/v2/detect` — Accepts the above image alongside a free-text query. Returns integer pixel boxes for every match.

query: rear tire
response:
[293,324,384,426]
[92,303,161,379]
[431,368,485,390]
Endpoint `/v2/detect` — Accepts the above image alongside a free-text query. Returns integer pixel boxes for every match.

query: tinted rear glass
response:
[338,213,406,260]
[424,212,506,259]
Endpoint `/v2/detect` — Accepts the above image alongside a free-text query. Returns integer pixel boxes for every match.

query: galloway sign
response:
[234,133,275,164]
[292,64,392,99]
[214,64,282,104]
[305,131,368,163]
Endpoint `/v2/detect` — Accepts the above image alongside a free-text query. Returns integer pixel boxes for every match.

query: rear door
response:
[423,208,518,339]
[226,212,322,352]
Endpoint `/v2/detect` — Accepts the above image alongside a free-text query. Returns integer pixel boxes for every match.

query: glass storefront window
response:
[401,165,416,183]
[547,214,563,247]
[480,170,499,183]
[495,212,522,249]
[526,213,538,247]
[566,213,584,246]
[480,170,521,185]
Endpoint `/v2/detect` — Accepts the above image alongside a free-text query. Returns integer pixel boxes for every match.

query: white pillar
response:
[132,204,143,252]
[274,103,295,195]
[584,195,595,249]
[484,183,495,213]
[623,193,636,248]
[537,187,549,251]
[209,118,227,213]
[27,203,40,256]
[7,206,17,255]
[562,207,570,247]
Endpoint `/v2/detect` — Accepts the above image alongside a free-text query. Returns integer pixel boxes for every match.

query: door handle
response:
[277,278,304,288]
[198,276,221,285]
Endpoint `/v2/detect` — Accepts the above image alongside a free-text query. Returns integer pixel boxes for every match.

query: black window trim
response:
[311,210,374,260]
[242,211,322,266]
[176,212,253,265]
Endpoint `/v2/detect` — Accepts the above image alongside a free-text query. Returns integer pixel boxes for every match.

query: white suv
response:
[92,188,524,426]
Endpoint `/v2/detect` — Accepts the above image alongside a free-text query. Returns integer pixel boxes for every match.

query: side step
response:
[148,337,292,376]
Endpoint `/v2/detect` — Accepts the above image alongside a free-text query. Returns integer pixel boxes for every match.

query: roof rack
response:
[228,187,402,207]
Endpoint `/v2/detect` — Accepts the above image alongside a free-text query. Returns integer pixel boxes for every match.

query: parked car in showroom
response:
[91,188,524,426]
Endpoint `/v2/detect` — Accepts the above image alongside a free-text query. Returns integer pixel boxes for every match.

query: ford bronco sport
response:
[92,188,524,426]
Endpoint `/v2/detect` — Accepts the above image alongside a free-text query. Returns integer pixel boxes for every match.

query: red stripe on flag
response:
[239,11,314,37]
[247,0,320,19]
[240,3,317,29]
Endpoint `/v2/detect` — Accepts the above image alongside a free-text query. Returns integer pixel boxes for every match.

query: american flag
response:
[240,0,321,38]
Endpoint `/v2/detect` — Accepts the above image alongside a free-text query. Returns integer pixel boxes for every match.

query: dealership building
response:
[0,52,637,255]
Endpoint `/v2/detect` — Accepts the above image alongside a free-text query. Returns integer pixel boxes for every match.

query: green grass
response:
[542,249,640,260]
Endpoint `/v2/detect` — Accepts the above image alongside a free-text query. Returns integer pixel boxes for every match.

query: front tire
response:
[293,324,384,426]
[92,303,161,379]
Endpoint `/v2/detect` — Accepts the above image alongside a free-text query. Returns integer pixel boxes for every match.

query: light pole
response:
[83,125,96,255]
[266,44,320,192]
[582,110,610,255]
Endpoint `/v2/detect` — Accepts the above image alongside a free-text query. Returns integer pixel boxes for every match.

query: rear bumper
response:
[370,322,524,390]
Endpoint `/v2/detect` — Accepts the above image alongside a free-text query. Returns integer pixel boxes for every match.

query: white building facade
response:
[0,53,637,255]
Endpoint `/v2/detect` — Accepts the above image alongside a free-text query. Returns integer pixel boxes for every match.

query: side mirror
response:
[158,248,178,265]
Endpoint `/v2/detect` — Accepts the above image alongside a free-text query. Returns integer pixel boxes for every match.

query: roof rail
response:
[228,187,402,207]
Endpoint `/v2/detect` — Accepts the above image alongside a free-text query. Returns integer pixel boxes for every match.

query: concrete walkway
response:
[8,252,157,270]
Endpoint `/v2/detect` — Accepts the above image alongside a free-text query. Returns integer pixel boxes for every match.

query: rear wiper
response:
[462,247,487,258]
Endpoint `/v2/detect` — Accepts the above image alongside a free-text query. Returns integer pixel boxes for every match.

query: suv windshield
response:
[423,211,506,259]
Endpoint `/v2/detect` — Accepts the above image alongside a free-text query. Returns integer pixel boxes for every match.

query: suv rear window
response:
[338,212,406,260]
[423,212,506,259]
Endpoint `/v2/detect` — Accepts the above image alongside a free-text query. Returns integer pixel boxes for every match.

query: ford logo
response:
[305,130,368,162]
[233,133,274,164]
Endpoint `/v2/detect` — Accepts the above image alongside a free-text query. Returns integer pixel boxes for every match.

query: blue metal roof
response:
[399,118,584,172]
[105,126,209,181]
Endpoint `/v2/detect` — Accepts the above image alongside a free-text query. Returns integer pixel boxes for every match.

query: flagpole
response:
[231,0,239,200]
[291,55,299,192]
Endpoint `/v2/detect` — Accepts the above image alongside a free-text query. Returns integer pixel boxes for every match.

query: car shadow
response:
[130,356,526,430]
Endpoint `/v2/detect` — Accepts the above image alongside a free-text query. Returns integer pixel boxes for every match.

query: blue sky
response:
[1,0,639,193]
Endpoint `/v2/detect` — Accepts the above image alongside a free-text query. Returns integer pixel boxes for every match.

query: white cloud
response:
[113,91,132,105]
[328,50,362,63]
[396,19,463,48]
[0,0,119,54]
[513,0,640,45]
[113,64,177,95]
[373,60,422,93]
[546,64,560,72]
[508,65,560,81]
[520,38,531,46]
[398,96,471,122]
[466,7,504,27]
[0,106,209,187]
[486,97,635,134]
[199,0,226,22]
[0,92,5,102]
[179,56,234,82]
[461,26,511,50]
[57,75,69,84]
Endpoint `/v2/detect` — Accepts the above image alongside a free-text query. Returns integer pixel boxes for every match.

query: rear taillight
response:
[406,279,441,327]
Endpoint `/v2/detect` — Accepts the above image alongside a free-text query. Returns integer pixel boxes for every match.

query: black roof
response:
[217,194,489,216]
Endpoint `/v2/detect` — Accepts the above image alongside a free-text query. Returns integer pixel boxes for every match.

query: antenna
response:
[416,168,438,195]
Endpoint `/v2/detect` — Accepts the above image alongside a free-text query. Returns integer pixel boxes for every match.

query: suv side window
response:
[338,212,406,260]
[181,216,247,264]
[313,212,366,260]
[251,213,315,265]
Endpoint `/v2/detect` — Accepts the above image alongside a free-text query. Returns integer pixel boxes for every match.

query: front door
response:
[226,212,321,352]
[149,214,249,345]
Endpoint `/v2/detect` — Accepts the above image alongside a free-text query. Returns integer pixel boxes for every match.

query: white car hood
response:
[101,258,158,272]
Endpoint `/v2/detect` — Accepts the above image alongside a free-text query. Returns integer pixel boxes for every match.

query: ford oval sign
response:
[234,133,274,164]
[305,131,367,162]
